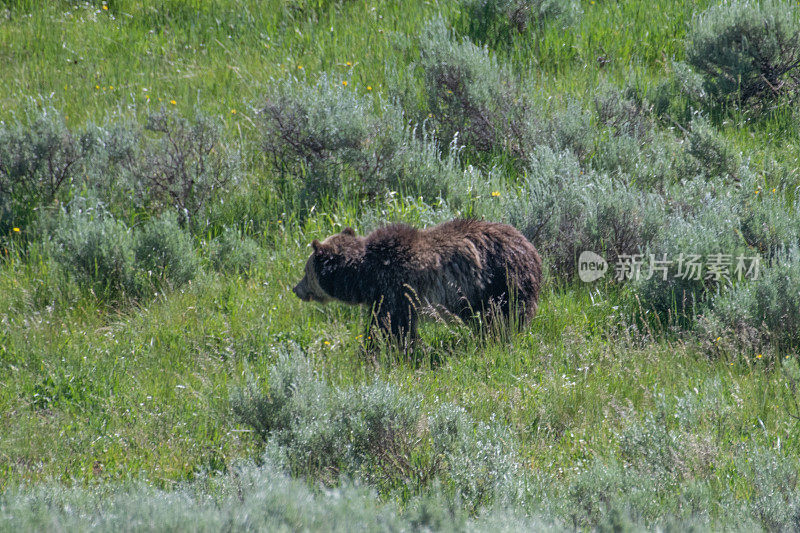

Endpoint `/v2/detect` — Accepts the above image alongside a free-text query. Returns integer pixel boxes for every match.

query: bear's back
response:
[361,219,540,320]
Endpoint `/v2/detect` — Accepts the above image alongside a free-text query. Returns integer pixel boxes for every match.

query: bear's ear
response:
[311,239,323,253]
[342,227,356,236]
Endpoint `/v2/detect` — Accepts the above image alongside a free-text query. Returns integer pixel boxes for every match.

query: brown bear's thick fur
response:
[293,219,542,344]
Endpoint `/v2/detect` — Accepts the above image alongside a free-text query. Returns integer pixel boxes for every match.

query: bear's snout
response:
[293,277,310,301]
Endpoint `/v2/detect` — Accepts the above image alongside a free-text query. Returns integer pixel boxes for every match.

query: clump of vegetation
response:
[458,0,579,47]
[743,447,800,531]
[0,109,89,231]
[594,83,653,141]
[507,147,663,278]
[687,117,740,180]
[259,75,387,202]
[47,200,200,300]
[208,226,261,276]
[131,109,240,228]
[685,0,800,106]
[231,349,518,508]
[134,212,200,290]
[417,18,529,157]
[707,247,800,349]
[259,75,458,203]
[86,120,143,212]
[49,202,140,299]
[629,196,751,324]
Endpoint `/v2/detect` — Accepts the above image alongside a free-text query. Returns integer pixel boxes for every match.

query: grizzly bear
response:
[293,219,542,344]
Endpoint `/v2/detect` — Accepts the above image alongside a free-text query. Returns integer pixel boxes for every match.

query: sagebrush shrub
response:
[429,403,519,512]
[131,108,240,228]
[134,212,199,289]
[710,247,800,348]
[231,350,520,505]
[545,99,596,161]
[507,147,664,279]
[742,447,800,531]
[729,169,799,260]
[380,125,467,201]
[418,18,528,156]
[687,117,740,179]
[50,203,139,298]
[209,226,260,276]
[507,147,590,277]
[651,61,708,118]
[260,76,455,203]
[629,196,751,321]
[86,120,142,211]
[0,109,89,229]
[259,75,390,202]
[594,83,653,140]
[232,351,424,490]
[458,0,578,46]
[686,0,800,105]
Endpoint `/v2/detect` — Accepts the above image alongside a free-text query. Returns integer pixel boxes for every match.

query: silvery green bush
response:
[417,18,529,157]
[0,109,89,231]
[458,0,579,46]
[507,147,664,279]
[231,349,519,507]
[687,116,740,180]
[133,108,240,228]
[208,226,260,276]
[50,202,140,299]
[48,201,201,301]
[629,195,751,322]
[686,0,800,106]
[259,75,457,203]
[134,212,199,290]
[709,247,800,349]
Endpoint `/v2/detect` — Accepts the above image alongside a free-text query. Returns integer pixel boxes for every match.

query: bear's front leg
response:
[371,294,418,351]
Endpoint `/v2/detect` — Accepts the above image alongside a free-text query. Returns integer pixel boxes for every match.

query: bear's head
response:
[293,227,363,304]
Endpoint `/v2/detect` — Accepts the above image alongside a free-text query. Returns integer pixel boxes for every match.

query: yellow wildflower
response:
[346,61,352,67]
[297,65,303,70]
[756,354,763,359]
[102,4,108,9]
[170,99,177,105]
[367,86,372,91]
[342,80,348,86]
[491,191,501,197]
[12,227,20,233]
[230,109,236,114]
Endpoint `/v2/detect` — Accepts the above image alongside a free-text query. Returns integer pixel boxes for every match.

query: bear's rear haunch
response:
[293,219,542,344]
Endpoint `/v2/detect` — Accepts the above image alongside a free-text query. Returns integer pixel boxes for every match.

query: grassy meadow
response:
[2,0,800,530]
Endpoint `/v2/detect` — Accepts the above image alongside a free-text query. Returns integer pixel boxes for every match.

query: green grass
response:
[2,0,800,529]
